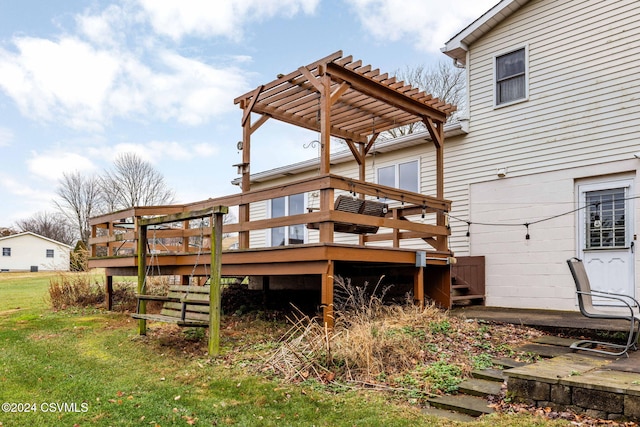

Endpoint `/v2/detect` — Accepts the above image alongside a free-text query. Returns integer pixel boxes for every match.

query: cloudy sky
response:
[0,0,496,227]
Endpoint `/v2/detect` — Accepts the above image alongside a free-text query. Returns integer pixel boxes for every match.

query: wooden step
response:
[451,276,471,287]
[427,394,494,417]
[457,378,503,397]
[471,368,505,382]
[451,294,485,302]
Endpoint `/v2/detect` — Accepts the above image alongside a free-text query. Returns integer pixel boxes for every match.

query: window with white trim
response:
[377,160,419,193]
[270,193,305,246]
[2,247,10,256]
[495,47,527,106]
[46,249,54,258]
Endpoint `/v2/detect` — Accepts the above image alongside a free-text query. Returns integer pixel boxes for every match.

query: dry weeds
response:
[264,276,545,395]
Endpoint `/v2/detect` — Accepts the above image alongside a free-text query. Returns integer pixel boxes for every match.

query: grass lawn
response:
[0,273,569,426]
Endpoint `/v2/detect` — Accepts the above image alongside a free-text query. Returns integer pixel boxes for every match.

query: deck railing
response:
[88,173,451,261]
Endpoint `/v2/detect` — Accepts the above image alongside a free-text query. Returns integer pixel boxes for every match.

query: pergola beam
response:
[325,62,447,123]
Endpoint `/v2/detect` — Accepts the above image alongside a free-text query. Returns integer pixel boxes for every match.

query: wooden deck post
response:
[321,261,335,328]
[105,275,113,311]
[137,223,148,335]
[209,206,227,356]
[414,266,424,308]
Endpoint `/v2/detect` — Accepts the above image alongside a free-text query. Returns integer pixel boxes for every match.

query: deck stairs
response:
[450,274,485,307]
[422,340,560,421]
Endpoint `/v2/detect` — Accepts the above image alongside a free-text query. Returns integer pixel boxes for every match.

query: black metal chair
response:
[566,257,640,357]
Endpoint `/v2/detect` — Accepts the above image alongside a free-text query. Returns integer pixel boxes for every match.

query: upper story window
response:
[495,47,527,106]
[46,249,54,258]
[270,193,305,246]
[2,247,10,256]
[377,160,419,193]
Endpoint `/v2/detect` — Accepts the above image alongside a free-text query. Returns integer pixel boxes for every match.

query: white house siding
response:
[0,233,71,272]
[468,161,639,310]
[434,0,640,310]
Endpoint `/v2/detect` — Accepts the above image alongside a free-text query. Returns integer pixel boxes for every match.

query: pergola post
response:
[239,102,251,250]
[425,117,449,252]
[318,73,334,244]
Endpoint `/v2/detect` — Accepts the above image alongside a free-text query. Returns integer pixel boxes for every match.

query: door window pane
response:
[586,189,626,249]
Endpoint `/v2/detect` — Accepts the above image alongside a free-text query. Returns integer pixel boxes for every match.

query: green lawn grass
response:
[0,274,569,427]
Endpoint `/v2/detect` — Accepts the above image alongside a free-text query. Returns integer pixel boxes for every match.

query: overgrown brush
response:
[48,273,105,310]
[47,273,164,312]
[265,275,544,397]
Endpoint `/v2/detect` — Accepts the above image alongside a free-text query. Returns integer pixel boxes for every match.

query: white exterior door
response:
[577,179,635,304]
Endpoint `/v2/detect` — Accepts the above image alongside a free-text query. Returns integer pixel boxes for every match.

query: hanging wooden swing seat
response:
[133,285,211,327]
[307,195,389,234]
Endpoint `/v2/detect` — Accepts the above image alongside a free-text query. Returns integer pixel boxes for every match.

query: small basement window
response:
[2,247,10,256]
[46,249,54,258]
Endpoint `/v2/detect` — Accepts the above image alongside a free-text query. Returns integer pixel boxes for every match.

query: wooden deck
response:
[92,240,454,324]
[88,52,462,326]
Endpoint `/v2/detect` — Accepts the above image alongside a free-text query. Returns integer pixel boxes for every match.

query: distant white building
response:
[0,232,72,272]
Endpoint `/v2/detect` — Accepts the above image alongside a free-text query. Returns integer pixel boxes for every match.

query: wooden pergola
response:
[89,51,460,330]
[235,50,455,248]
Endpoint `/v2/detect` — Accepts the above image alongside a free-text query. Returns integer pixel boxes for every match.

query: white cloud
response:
[27,151,96,181]
[0,127,12,147]
[0,36,120,130]
[88,140,218,165]
[348,0,497,52]
[0,36,249,130]
[193,143,218,157]
[0,174,55,221]
[143,51,247,125]
[137,0,320,41]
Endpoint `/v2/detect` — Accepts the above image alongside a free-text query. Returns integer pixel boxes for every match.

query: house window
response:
[495,47,527,106]
[270,193,305,246]
[377,160,419,193]
[2,247,10,256]
[46,249,54,258]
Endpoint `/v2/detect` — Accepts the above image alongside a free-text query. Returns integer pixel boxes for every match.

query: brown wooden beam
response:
[326,63,447,123]
[322,261,334,328]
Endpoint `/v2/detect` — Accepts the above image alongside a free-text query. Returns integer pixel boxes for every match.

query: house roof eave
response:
[0,231,73,248]
[441,0,530,65]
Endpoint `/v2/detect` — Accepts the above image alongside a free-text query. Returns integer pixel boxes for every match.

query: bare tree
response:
[100,153,175,210]
[55,172,102,245]
[384,62,465,138]
[15,211,75,245]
